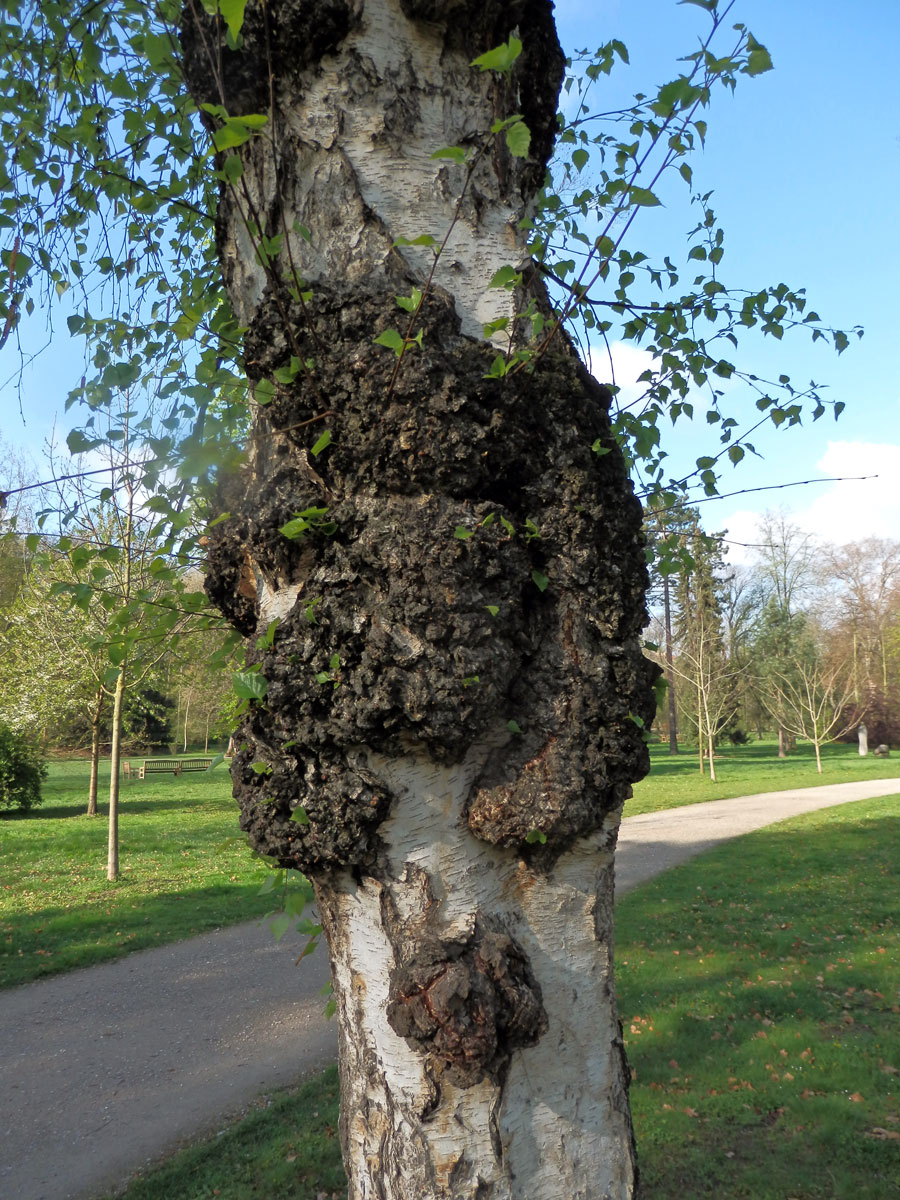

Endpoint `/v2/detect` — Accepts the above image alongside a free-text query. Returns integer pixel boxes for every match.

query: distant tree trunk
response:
[663,575,678,754]
[778,727,787,758]
[185,1,655,1194]
[107,663,126,881]
[697,679,705,775]
[87,681,104,816]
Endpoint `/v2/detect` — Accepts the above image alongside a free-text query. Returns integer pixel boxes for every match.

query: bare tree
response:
[759,631,857,772]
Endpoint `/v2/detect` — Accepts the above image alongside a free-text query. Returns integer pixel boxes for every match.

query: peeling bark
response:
[182,1,654,1194]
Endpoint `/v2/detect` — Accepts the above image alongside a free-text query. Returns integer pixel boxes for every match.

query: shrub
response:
[0,722,47,812]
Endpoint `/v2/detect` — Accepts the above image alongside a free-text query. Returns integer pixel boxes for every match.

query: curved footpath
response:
[2,777,899,1200]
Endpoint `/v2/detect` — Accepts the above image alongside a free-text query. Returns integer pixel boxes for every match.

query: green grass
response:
[627,737,900,815]
[102,1067,345,1200]
[0,757,280,989]
[617,794,900,1198]
[105,796,900,1200]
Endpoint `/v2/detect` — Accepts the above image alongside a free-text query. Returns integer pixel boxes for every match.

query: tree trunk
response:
[107,663,126,881]
[87,680,104,816]
[316,742,636,1197]
[706,726,716,782]
[778,726,787,758]
[184,2,655,1194]
[663,575,678,754]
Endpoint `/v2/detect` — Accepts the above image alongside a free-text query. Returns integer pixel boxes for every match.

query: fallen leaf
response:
[849,1092,864,1103]
[865,1128,900,1141]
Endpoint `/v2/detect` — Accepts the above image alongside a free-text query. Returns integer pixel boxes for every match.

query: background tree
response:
[822,538,900,743]
[670,514,738,775]
[758,616,856,772]
[749,512,819,755]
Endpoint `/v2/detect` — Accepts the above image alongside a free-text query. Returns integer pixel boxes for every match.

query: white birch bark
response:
[317,735,635,1198]
[184,2,652,1195]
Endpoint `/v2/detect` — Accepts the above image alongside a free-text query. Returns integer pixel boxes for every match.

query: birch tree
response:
[0,0,860,1194]
[179,5,659,1193]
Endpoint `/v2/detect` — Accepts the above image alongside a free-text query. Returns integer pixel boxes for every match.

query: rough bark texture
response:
[182,1,654,1194]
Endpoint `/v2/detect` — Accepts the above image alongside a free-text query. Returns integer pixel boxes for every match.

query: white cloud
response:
[718,440,900,563]
[794,441,900,547]
[584,340,655,408]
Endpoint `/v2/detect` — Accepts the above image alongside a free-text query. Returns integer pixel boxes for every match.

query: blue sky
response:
[2,0,898,557]
[553,0,900,557]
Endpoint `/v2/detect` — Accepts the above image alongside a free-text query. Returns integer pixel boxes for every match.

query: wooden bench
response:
[124,758,214,780]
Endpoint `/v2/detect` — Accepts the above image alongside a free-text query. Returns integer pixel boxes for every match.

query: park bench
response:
[123,757,214,780]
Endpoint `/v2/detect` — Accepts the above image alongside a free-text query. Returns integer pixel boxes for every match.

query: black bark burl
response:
[205,288,654,871]
[387,921,547,1087]
[187,0,656,874]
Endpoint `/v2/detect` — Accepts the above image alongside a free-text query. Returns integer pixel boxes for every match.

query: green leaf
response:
[374,328,405,355]
[256,619,280,649]
[66,430,102,455]
[222,154,243,183]
[470,36,523,74]
[531,570,549,592]
[571,147,590,172]
[628,186,662,207]
[485,605,499,617]
[505,120,531,158]
[525,830,547,844]
[269,912,292,942]
[290,806,310,825]
[107,641,128,667]
[254,378,276,405]
[217,0,248,39]
[591,439,610,456]
[250,761,272,775]
[395,287,422,313]
[745,37,773,76]
[454,526,474,540]
[489,265,520,290]
[507,719,523,734]
[310,430,332,457]
[233,670,268,701]
[482,317,510,338]
[393,234,438,248]
[431,146,468,164]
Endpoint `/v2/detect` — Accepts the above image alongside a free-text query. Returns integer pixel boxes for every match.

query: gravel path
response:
[2,777,898,1200]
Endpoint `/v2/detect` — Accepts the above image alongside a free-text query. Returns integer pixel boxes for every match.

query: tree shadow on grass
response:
[2,795,225,821]
[0,878,285,989]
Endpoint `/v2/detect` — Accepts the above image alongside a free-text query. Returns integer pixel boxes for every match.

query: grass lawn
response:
[627,737,900,816]
[0,757,280,989]
[106,796,900,1200]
